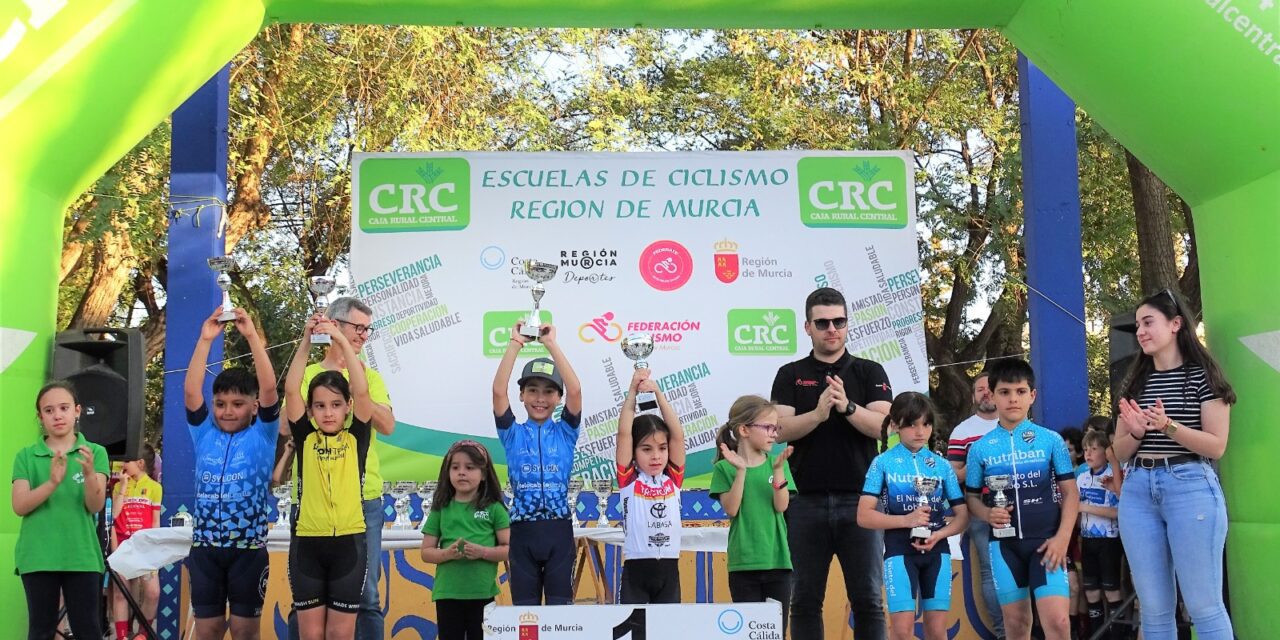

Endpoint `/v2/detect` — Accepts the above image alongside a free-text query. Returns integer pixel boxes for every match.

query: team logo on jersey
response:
[1022,430,1036,444]
[648,532,671,547]
[924,456,937,468]
[649,502,667,519]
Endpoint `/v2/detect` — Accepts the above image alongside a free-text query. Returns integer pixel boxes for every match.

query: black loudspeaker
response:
[1108,312,1139,413]
[51,328,145,461]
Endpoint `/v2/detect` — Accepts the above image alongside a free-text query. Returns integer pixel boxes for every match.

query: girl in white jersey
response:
[1113,289,1236,640]
[614,368,686,604]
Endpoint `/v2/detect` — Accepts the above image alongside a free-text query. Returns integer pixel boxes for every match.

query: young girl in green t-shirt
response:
[12,381,109,640]
[420,440,511,640]
[709,395,795,633]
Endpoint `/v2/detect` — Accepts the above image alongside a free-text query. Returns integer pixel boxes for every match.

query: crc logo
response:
[579,312,623,343]
[357,157,470,232]
[638,240,693,292]
[481,311,552,358]
[796,156,908,229]
[727,309,797,356]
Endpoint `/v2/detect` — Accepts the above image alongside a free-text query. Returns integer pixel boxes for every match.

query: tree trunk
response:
[67,225,133,329]
[1125,150,1180,294]
[1177,197,1202,320]
[59,211,94,284]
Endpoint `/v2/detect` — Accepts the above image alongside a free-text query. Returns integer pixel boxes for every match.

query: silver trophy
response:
[986,475,1016,538]
[911,477,939,543]
[567,479,584,527]
[308,276,337,345]
[169,511,195,529]
[417,481,438,524]
[206,257,237,322]
[272,482,293,528]
[518,259,558,340]
[620,333,659,412]
[503,481,515,508]
[390,481,418,529]
[592,479,613,527]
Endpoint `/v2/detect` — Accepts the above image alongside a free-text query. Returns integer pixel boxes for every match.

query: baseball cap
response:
[517,357,564,394]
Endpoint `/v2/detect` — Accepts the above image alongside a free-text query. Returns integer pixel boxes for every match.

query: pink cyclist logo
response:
[638,240,694,291]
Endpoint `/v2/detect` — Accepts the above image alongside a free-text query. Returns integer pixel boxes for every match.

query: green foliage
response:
[57,26,1177,442]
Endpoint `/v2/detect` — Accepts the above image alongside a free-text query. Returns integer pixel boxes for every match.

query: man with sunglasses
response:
[772,287,894,640]
[283,296,396,640]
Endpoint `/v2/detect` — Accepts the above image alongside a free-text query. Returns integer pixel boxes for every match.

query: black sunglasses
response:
[810,317,848,331]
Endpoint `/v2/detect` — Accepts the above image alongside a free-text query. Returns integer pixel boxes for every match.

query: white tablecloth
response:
[108,524,732,579]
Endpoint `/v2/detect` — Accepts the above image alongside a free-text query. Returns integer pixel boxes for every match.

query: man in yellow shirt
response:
[282,297,396,640]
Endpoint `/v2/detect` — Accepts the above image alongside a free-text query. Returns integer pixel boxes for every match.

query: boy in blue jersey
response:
[965,359,1079,640]
[858,392,969,640]
[183,307,280,640]
[491,321,583,605]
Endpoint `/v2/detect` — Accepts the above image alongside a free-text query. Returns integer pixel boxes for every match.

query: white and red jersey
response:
[617,461,683,560]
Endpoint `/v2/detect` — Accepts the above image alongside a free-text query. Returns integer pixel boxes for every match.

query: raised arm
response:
[232,308,278,407]
[540,325,582,416]
[492,323,531,417]
[284,318,316,424]
[653,378,685,469]
[616,370,642,468]
[184,309,225,412]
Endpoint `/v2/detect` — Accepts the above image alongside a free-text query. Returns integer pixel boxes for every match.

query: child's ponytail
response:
[714,422,739,461]
[879,414,892,454]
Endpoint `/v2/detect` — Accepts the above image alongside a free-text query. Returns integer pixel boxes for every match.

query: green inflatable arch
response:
[1,0,1276,635]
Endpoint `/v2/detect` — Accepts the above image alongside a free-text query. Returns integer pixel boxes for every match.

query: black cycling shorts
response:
[187,545,269,619]
[288,533,367,612]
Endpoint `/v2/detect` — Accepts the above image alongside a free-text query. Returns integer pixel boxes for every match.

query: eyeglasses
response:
[810,317,848,331]
[336,319,374,336]
[747,423,781,435]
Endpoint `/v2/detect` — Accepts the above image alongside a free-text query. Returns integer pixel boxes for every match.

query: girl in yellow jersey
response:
[285,318,375,640]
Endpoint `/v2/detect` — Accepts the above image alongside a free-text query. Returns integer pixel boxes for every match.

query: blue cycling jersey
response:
[862,444,964,557]
[965,420,1075,540]
[496,407,580,522]
[188,403,279,548]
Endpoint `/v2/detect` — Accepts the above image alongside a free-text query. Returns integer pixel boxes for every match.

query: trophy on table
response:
[169,511,195,529]
[416,482,438,524]
[910,477,939,544]
[390,481,418,530]
[591,479,614,527]
[206,257,238,323]
[986,475,1016,538]
[308,276,337,345]
[518,259,558,341]
[621,333,659,412]
[272,481,293,528]
[567,479,584,527]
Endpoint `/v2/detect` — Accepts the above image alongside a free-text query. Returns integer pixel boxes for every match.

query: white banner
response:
[483,601,784,639]
[350,152,926,483]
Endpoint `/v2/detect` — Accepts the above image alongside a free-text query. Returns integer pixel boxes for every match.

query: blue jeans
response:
[357,497,385,640]
[1118,460,1232,640]
[786,493,886,640]
[967,515,1005,639]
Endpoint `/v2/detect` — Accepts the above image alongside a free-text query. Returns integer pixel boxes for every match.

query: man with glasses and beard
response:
[772,287,893,640]
[948,371,1005,639]
[283,296,396,640]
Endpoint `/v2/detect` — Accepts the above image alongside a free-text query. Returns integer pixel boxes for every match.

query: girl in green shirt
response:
[709,395,795,634]
[12,381,109,640]
[420,440,510,640]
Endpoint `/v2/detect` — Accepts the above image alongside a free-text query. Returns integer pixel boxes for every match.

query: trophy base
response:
[992,526,1017,539]
[217,309,237,323]
[312,334,332,345]
[637,391,658,412]
[518,324,541,340]
[910,526,932,541]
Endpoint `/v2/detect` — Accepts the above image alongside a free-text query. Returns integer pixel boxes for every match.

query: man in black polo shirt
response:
[773,287,893,640]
